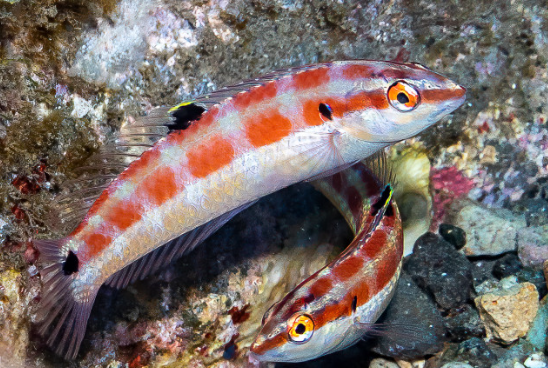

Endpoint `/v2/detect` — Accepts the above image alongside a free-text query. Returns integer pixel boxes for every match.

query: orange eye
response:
[388,81,420,112]
[288,314,314,343]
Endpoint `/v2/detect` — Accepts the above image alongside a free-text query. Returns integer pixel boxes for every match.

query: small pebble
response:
[524,353,547,368]
[439,224,467,249]
[475,282,539,344]
[370,358,399,368]
[440,364,474,368]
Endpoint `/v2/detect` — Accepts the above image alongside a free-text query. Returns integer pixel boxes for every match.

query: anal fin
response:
[105,201,257,289]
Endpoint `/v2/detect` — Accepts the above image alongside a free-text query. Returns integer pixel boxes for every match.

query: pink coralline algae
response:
[431,166,476,228]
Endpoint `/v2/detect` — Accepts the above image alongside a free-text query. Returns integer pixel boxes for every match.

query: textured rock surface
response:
[475,281,539,344]
[526,296,548,352]
[437,337,499,368]
[443,304,485,343]
[404,233,474,311]
[518,226,548,269]
[455,202,525,256]
[371,274,446,360]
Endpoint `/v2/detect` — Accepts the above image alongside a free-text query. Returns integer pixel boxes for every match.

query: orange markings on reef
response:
[234,81,278,110]
[292,67,330,91]
[331,255,365,282]
[140,167,178,206]
[105,200,143,231]
[80,232,112,260]
[187,136,235,178]
[247,111,293,147]
[342,64,374,80]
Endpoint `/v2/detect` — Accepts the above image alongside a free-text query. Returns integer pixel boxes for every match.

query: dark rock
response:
[470,259,498,289]
[439,224,467,249]
[492,253,523,279]
[443,304,485,342]
[438,338,498,368]
[371,274,446,360]
[404,233,474,310]
[517,267,547,299]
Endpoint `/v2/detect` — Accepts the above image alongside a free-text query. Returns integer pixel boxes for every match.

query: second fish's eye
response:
[288,314,314,343]
[388,81,420,112]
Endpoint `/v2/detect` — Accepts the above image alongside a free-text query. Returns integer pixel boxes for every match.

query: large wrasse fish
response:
[34,60,465,359]
[250,158,402,363]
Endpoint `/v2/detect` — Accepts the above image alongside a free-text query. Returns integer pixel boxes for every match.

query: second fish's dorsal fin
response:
[50,64,331,232]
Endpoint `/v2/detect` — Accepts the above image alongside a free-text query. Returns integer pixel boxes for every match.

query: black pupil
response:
[397,92,410,104]
[295,323,306,335]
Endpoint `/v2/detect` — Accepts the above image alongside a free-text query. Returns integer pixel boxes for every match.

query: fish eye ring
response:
[387,81,420,112]
[288,313,314,343]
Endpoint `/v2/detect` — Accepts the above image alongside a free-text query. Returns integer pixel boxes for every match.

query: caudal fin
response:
[34,238,99,360]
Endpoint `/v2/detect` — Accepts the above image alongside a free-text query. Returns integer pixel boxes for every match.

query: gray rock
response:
[438,338,499,368]
[455,202,525,256]
[371,274,446,360]
[443,304,486,343]
[518,226,548,269]
[404,233,474,311]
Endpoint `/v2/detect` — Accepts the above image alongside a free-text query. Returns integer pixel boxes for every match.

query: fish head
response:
[336,61,466,144]
[250,281,356,362]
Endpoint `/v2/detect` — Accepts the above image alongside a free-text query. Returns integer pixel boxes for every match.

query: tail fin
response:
[34,238,99,360]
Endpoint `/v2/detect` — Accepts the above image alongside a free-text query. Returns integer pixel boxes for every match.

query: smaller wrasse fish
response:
[34,60,464,359]
[250,158,402,363]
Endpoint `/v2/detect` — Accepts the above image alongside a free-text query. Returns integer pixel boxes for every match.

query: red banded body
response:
[34,60,465,359]
[250,159,402,362]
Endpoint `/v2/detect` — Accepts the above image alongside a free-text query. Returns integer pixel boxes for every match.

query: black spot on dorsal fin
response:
[372,184,392,217]
[352,295,357,312]
[168,103,206,132]
[62,250,79,275]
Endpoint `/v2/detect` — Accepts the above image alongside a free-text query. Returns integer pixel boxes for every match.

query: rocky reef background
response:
[0,0,547,367]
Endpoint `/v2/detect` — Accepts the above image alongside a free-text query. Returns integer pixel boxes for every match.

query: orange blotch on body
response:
[331,255,364,282]
[342,64,375,80]
[105,200,144,231]
[292,67,330,91]
[187,136,235,178]
[234,81,278,110]
[80,232,112,260]
[246,112,293,147]
[309,276,333,296]
[140,167,179,206]
[364,230,388,259]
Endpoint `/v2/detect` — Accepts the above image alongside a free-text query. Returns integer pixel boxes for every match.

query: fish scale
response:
[34,60,465,359]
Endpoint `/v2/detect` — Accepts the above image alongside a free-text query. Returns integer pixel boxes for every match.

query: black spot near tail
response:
[62,251,79,275]
[168,103,206,132]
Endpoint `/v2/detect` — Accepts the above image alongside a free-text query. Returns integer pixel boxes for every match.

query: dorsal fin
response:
[50,63,331,232]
